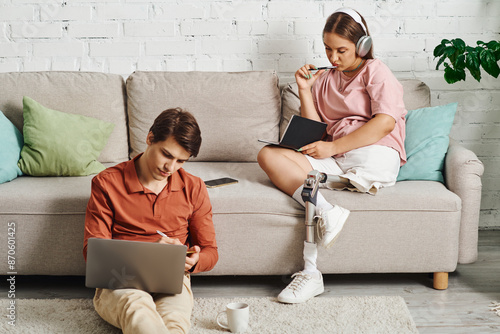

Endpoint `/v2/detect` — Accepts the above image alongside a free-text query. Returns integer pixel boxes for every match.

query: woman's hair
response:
[323,10,374,59]
[149,108,202,158]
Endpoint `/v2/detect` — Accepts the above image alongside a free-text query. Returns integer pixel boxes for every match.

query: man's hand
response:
[157,236,201,272]
[185,245,201,272]
[157,235,183,246]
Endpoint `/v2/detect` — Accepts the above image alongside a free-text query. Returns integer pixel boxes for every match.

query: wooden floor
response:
[4,230,500,333]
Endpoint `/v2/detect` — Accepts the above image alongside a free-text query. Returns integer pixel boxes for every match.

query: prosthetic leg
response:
[301,170,328,244]
[301,170,348,244]
[277,170,348,303]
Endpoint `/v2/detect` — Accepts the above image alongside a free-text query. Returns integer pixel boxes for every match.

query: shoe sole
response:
[323,208,350,249]
[277,285,325,304]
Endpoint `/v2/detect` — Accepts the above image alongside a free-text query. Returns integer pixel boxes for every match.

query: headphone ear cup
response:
[356,35,372,57]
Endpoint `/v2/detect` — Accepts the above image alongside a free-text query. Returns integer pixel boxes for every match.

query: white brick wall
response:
[0,0,499,228]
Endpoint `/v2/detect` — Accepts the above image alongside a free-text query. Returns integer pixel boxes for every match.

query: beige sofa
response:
[0,71,484,289]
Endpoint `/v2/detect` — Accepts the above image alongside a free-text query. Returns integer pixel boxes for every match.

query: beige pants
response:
[93,274,193,334]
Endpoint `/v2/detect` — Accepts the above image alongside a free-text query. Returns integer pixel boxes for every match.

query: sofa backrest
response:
[0,71,430,165]
[280,78,431,137]
[126,71,281,162]
[0,71,129,164]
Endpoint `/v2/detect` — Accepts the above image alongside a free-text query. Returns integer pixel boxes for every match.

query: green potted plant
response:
[433,38,500,84]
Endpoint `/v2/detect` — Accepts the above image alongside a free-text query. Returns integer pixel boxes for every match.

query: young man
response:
[83,108,218,334]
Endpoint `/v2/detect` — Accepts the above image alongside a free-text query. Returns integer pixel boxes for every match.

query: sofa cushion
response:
[182,162,461,215]
[0,174,94,215]
[397,103,457,182]
[17,97,115,176]
[0,162,117,215]
[0,161,460,216]
[126,71,281,162]
[280,82,301,138]
[0,110,23,184]
[399,79,431,111]
[0,72,128,164]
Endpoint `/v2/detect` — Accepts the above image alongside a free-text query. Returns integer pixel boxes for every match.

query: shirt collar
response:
[124,153,185,194]
[123,154,142,194]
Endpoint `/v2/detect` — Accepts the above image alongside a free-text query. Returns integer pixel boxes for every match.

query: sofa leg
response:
[433,272,448,290]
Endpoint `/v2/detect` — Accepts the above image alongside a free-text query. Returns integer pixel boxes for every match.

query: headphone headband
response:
[333,7,368,34]
[331,7,372,57]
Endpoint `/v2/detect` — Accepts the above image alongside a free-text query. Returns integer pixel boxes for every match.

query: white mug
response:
[216,302,249,333]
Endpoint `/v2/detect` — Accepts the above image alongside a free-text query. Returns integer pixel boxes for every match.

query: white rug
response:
[0,296,419,333]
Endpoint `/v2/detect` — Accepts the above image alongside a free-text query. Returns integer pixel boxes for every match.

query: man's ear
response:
[146,131,154,145]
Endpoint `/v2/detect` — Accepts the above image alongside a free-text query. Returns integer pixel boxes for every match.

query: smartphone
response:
[204,177,238,188]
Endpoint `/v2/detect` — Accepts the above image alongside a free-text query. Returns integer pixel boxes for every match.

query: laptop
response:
[258,115,327,150]
[85,238,187,294]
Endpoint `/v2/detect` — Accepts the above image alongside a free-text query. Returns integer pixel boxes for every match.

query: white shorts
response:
[305,145,400,195]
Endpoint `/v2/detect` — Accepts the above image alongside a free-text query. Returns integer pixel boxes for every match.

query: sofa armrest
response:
[444,139,484,264]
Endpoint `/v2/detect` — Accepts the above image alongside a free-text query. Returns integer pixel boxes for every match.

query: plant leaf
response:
[465,46,475,53]
[434,44,446,57]
[480,49,500,78]
[457,68,466,81]
[444,45,456,57]
[444,66,464,84]
[436,55,447,70]
[465,52,482,82]
[487,40,500,50]
[452,38,466,53]
[455,54,466,69]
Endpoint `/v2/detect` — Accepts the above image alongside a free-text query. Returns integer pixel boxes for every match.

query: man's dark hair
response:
[149,108,202,158]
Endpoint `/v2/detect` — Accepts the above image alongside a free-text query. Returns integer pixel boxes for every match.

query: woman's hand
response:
[299,140,336,159]
[295,65,325,91]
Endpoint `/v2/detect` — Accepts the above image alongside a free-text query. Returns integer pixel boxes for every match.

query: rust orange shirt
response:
[83,154,218,274]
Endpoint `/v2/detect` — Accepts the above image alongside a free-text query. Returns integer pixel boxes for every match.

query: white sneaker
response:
[277,271,324,304]
[317,205,350,249]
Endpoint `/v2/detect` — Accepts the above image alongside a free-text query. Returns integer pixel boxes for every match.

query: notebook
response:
[85,238,187,294]
[258,115,327,150]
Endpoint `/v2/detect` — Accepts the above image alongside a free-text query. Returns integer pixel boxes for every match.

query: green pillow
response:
[397,103,457,183]
[18,97,115,176]
[0,111,24,184]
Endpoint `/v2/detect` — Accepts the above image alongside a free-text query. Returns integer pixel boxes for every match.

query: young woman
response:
[258,8,407,304]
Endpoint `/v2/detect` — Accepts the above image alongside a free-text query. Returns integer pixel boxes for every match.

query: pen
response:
[156,230,168,238]
[156,230,196,254]
[308,66,338,71]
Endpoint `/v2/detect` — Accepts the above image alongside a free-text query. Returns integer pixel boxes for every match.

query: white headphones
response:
[333,8,373,57]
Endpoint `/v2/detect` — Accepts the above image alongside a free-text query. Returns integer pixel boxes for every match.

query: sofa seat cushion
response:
[0,175,94,215]
[184,162,461,276]
[0,163,117,215]
[1,161,461,217]
[182,162,462,215]
[0,161,462,277]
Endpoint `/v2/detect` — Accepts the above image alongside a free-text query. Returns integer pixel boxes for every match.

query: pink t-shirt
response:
[312,58,407,165]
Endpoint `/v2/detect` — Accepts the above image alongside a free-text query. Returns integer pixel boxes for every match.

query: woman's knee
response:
[257,146,275,168]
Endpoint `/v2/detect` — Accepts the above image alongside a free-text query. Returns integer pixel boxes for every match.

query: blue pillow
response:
[397,103,457,183]
[0,111,24,184]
